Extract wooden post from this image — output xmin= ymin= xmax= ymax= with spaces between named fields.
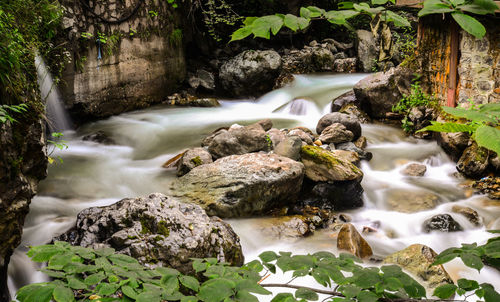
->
xmin=447 ymin=20 xmax=459 ymax=107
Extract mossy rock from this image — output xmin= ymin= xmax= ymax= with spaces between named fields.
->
xmin=300 ymin=145 xmax=363 ymax=182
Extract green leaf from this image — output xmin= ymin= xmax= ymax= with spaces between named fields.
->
xmin=418 ymin=0 xmax=455 ymax=17
xmin=236 ymin=280 xmax=272 ymax=295
xmin=136 ymin=291 xmax=162 ymax=302
xmin=230 ymin=27 xmax=252 ymax=42
xmin=481 ymin=283 xmax=500 ymax=302
xmin=95 ymin=247 xmax=115 ymax=257
xmin=300 ymin=7 xmax=312 ymax=19
xmin=108 ymin=253 xmax=139 ymax=266
xmin=457 ymin=278 xmax=479 ymax=291
xmin=460 ymin=0 xmax=499 ymax=15
xmin=244 ymin=260 xmax=264 ymax=272
xmin=372 ymin=0 xmax=389 ymax=5
xmin=479 ymin=103 xmax=500 ymax=113
xmin=121 ymin=285 xmax=138 ymax=300
xmin=67 ymin=276 xmax=87 ymax=290
xmin=84 ymin=272 xmax=106 ymax=285
xmin=460 ymin=253 xmax=484 ymax=271
xmin=417 ymin=121 xmax=477 ymax=133
xmin=451 ymin=12 xmax=486 ymax=38
xmin=433 ymin=284 xmax=457 ymax=299
xmin=28 ymin=245 xmax=64 ymax=262
xmin=16 ymin=284 xmax=53 ymax=302
xmin=96 ymin=283 xmax=119 ymax=296
xmin=283 ymin=14 xmax=299 ymax=31
xmin=474 ymin=125 xmax=500 ymax=155
xmin=53 ymin=286 xmax=74 ymax=302
xmin=306 ymin=6 xmax=325 ymax=17
xmin=192 ymin=259 xmax=209 ymax=273
xmin=311 ymin=268 xmax=331 ymax=287
xmin=295 ymin=288 xmax=319 ymax=301
xmin=156 ymin=267 xmax=180 ymax=276
xmin=382 ymin=277 xmax=403 ymax=291
xmin=161 ymin=275 xmax=180 ymax=294
xmin=353 ymin=269 xmax=381 ymax=288
xmin=485 ymin=240 xmax=500 ymax=258
xmin=198 ymin=279 xmax=235 ymax=302
xmin=180 ymin=275 xmax=200 ymax=292
xmin=381 ymin=11 xmax=411 ymax=27
xmin=259 ymin=251 xmax=278 ymax=263
xmin=23 ymin=284 xmax=55 ymax=302
xmin=235 ymin=291 xmax=258 ymax=302
xmin=40 ymin=268 xmax=65 ymax=278
xmin=244 ymin=17 xmax=258 ymax=26
xmin=340 ymin=284 xmax=361 ymax=299
xmin=271 ymin=293 xmax=296 ymax=302
xmin=357 ymin=291 xmax=379 ymax=302
xmin=181 ymin=296 xmax=198 ymax=302
xmin=297 ymin=17 xmax=310 ymax=30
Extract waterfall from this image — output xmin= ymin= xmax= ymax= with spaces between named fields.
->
xmin=35 ymin=55 xmax=72 ymax=132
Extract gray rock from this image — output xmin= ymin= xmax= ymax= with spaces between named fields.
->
xmin=435 ymin=131 xmax=470 ymax=162
xmin=401 ymin=163 xmax=427 ymax=177
xmin=274 ymin=136 xmax=302 ymax=161
xmin=169 ymin=153 xmax=305 ymax=218
xmin=333 ymin=58 xmax=357 ymax=73
xmin=339 ymin=104 xmax=371 ymax=124
xmin=310 ymin=48 xmax=336 ymax=71
xmin=316 ymin=112 xmax=362 ymax=140
xmin=266 ymin=128 xmax=287 ymax=148
xmin=311 ymin=180 xmax=364 ymax=210
xmin=457 ymin=142 xmax=489 ymax=178
xmin=208 ymin=123 xmax=269 ymax=159
xmin=423 ymin=214 xmax=463 ymax=233
xmin=451 ymin=205 xmax=481 ymax=226
xmin=167 ymin=93 xmax=220 ymax=107
xmin=188 ymin=69 xmax=216 ymax=91
xmin=56 ymin=193 xmax=243 ymax=274
xmin=319 ymin=123 xmax=354 ymax=144
xmin=300 ymin=145 xmax=363 ymax=182
xmin=331 ymin=90 xmax=358 ymax=112
xmin=177 ymin=148 xmax=213 ymax=176
xmin=356 ymin=30 xmax=378 ymax=72
xmin=336 ymin=142 xmax=373 ymax=161
xmin=386 ymin=189 xmax=440 ymax=213
xmin=353 ymin=66 xmax=413 ymax=119
xmin=288 ymin=129 xmax=314 ymax=145
xmin=257 ymin=119 xmax=273 ymax=131
xmin=219 ymin=50 xmax=282 ymax=97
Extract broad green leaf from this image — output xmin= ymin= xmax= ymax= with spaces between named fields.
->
xmin=136 ymin=291 xmax=162 ymax=302
xmin=311 ymin=268 xmax=331 ymax=287
xmin=235 ymin=291 xmax=258 ymax=302
xmin=433 ymin=283 xmax=457 ymax=299
xmin=181 ymin=296 xmax=198 ymax=302
xmin=161 ymin=275 xmax=180 ymax=294
xmin=70 ymin=246 xmax=95 ymax=260
xmin=300 ymin=7 xmax=312 ymax=19
xmin=40 ymin=268 xmax=65 ymax=278
xmin=372 ymin=0 xmax=389 ymax=4
xmin=236 ymin=280 xmax=272 ymax=295
xmin=338 ymin=2 xmax=355 ymax=9
xmin=271 ymin=293 xmax=296 ymax=302
xmin=23 ymin=284 xmax=55 ymax=302
xmin=306 ymin=6 xmax=325 ymax=17
xmin=94 ymin=247 xmax=115 ymax=257
xmin=198 ymin=278 xmax=234 ymax=302
xmin=353 ymin=269 xmax=381 ymax=288
xmin=180 ymin=275 xmax=200 ymax=292
xmin=244 ymin=17 xmax=258 ymax=26
xmin=251 ymin=18 xmax=272 ymax=39
xmin=479 ymin=103 xmax=500 ymax=113
xmin=84 ymin=272 xmax=106 ymax=285
xmin=108 ymin=253 xmax=139 ymax=266
xmin=458 ymin=278 xmax=480 ymax=290
xmin=295 ymin=288 xmax=319 ymax=301
xmin=96 ymin=283 xmax=119 ymax=296
xmin=192 ymin=259 xmax=209 ymax=273
xmin=418 ymin=0 xmax=455 ymax=17
xmin=382 ymin=277 xmax=403 ymax=291
xmin=357 ymin=291 xmax=379 ymax=302
xmin=121 ymin=285 xmax=138 ymax=300
xmin=460 ymin=0 xmax=499 ymax=15
xmin=404 ymin=281 xmax=427 ymax=298
xmin=263 ymin=15 xmax=284 ymax=35
xmin=16 ymin=284 xmax=51 ymax=302
xmin=156 ymin=267 xmax=180 ymax=276
xmin=443 ymin=106 xmax=496 ymax=123
xmin=27 ymin=245 xmax=64 ymax=262
xmin=460 ymin=253 xmax=484 ymax=271
xmin=230 ymin=27 xmax=252 ymax=42
xmin=381 ymin=11 xmax=411 ymax=27
xmin=485 ymin=240 xmax=500 ymax=258
xmin=297 ymin=17 xmax=310 ymax=30
xmin=67 ymin=276 xmax=87 ymax=290
xmin=474 ymin=125 xmax=500 ymax=155
xmin=259 ymin=251 xmax=278 ymax=263
xmin=340 ymin=284 xmax=361 ymax=299
xmin=451 ymin=12 xmax=486 ymax=38
xmin=481 ymin=283 xmax=500 ymax=302
xmin=417 ymin=121 xmax=477 ymax=133
xmin=53 ymin=286 xmax=75 ymax=302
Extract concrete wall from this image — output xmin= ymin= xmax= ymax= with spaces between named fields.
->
xmin=417 ymin=16 xmax=499 ymax=107
xmin=59 ymin=0 xmax=186 ymax=121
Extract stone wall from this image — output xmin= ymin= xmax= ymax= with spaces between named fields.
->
xmin=418 ymin=16 xmax=499 ymax=106
xmin=59 ymin=0 xmax=186 ymax=121
xmin=0 ymin=118 xmax=47 ymax=301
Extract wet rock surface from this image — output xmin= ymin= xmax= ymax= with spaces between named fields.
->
xmin=422 ymin=214 xmax=463 ymax=233
xmin=207 ymin=122 xmax=269 ymax=159
xmin=384 ymin=244 xmax=453 ymax=289
xmin=386 ymin=189 xmax=440 ymax=213
xmin=401 ymin=163 xmax=427 ymax=177
xmin=337 ymin=223 xmax=373 ymax=258
xmin=331 ymin=90 xmax=358 ymax=112
xmin=219 ymin=50 xmax=282 ymax=97
xmin=176 ymin=147 xmax=213 ymax=176
xmin=300 ymin=145 xmax=363 ymax=182
xmin=316 ymin=112 xmax=362 ymax=140
xmin=435 ymin=131 xmax=470 ymax=162
xmin=56 ymin=193 xmax=243 ymax=274
xmin=166 ymin=92 xmax=220 ymax=107
xmin=457 ymin=142 xmax=489 ymax=178
xmin=335 ymin=142 xmax=372 ymax=161
xmin=274 ymin=136 xmax=302 ymax=161
xmin=318 ymin=123 xmax=354 ymax=144
xmin=308 ymin=180 xmax=364 ymax=210
xmin=472 ymin=176 xmax=500 ymax=199
xmin=451 ymin=205 xmax=481 ymax=226
xmin=82 ymin=130 xmax=115 ymax=145
xmin=169 ymin=153 xmax=304 ymax=218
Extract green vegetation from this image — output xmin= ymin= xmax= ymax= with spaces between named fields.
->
xmin=0 ymin=103 xmax=28 ymax=124
xmin=16 ymin=233 xmax=500 ymax=302
xmin=230 ymin=1 xmax=410 ymax=42
xmin=418 ymin=103 xmax=500 ymax=155
xmin=392 ymin=81 xmax=437 ymax=133
xmin=419 ymin=0 xmax=498 ymax=38
xmin=47 ymin=132 xmax=68 ymax=164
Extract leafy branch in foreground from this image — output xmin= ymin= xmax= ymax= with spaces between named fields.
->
xmin=0 ymin=103 xmax=28 ymax=124
xmin=419 ymin=0 xmax=498 ymax=38
xmin=230 ymin=0 xmax=410 ymax=42
xmin=417 ymin=103 xmax=500 ymax=155
xmin=47 ymin=132 xmax=68 ymax=164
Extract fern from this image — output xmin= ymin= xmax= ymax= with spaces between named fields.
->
xmin=0 ymin=103 xmax=28 ymax=124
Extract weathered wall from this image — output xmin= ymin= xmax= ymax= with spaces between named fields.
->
xmin=59 ymin=0 xmax=186 ymax=121
xmin=0 ymin=117 xmax=47 ymax=301
xmin=418 ymin=16 xmax=499 ymax=106
xmin=457 ymin=19 xmax=500 ymax=106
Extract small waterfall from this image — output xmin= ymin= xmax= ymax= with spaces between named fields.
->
xmin=35 ymin=55 xmax=72 ymax=132
xmin=275 ymin=97 xmax=321 ymax=116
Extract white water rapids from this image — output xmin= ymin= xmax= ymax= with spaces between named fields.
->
xmin=8 ymin=74 xmax=500 ymax=299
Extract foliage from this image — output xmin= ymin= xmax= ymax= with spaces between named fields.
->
xmin=0 ymin=103 xmax=28 ymax=124
xmin=418 ymin=103 xmax=500 ymax=155
xmin=230 ymin=1 xmax=411 ymax=42
xmin=418 ymin=0 xmax=498 ymax=38
xmin=432 ymin=231 xmax=500 ymax=302
xmin=392 ymin=81 xmax=437 ymax=133
xmin=194 ymin=0 xmax=243 ymax=42
xmin=47 ymin=132 xmax=68 ymax=164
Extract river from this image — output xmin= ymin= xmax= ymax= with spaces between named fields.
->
xmin=8 ymin=73 xmax=500 ymax=299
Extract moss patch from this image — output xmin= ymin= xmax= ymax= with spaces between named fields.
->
xmin=190 ymin=156 xmax=202 ymax=167
xmin=300 ymin=145 xmax=341 ymax=168
xmin=157 ymin=220 xmax=170 ymax=237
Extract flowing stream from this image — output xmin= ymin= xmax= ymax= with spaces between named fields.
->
xmin=8 ymin=74 xmax=500 ymax=298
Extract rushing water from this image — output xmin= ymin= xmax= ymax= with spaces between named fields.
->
xmin=8 ymin=74 xmax=500 ymax=298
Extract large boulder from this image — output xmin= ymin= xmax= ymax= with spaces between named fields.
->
xmin=353 ymin=66 xmax=413 ymax=119
xmin=435 ymin=131 xmax=470 ymax=162
xmin=56 ymin=193 xmax=243 ymax=274
xmin=423 ymin=214 xmax=463 ymax=233
xmin=457 ymin=142 xmax=489 ymax=178
xmin=384 ymin=244 xmax=453 ymax=289
xmin=219 ymin=50 xmax=282 ymax=97
xmin=356 ymin=30 xmax=378 ymax=72
xmin=177 ymin=148 xmax=213 ymax=176
xmin=300 ymin=146 xmax=363 ymax=182
xmin=207 ymin=123 xmax=269 ymax=159
xmin=310 ymin=180 xmax=364 ymax=210
xmin=169 ymin=153 xmax=304 ymax=218
xmin=316 ymin=112 xmax=362 ymax=140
